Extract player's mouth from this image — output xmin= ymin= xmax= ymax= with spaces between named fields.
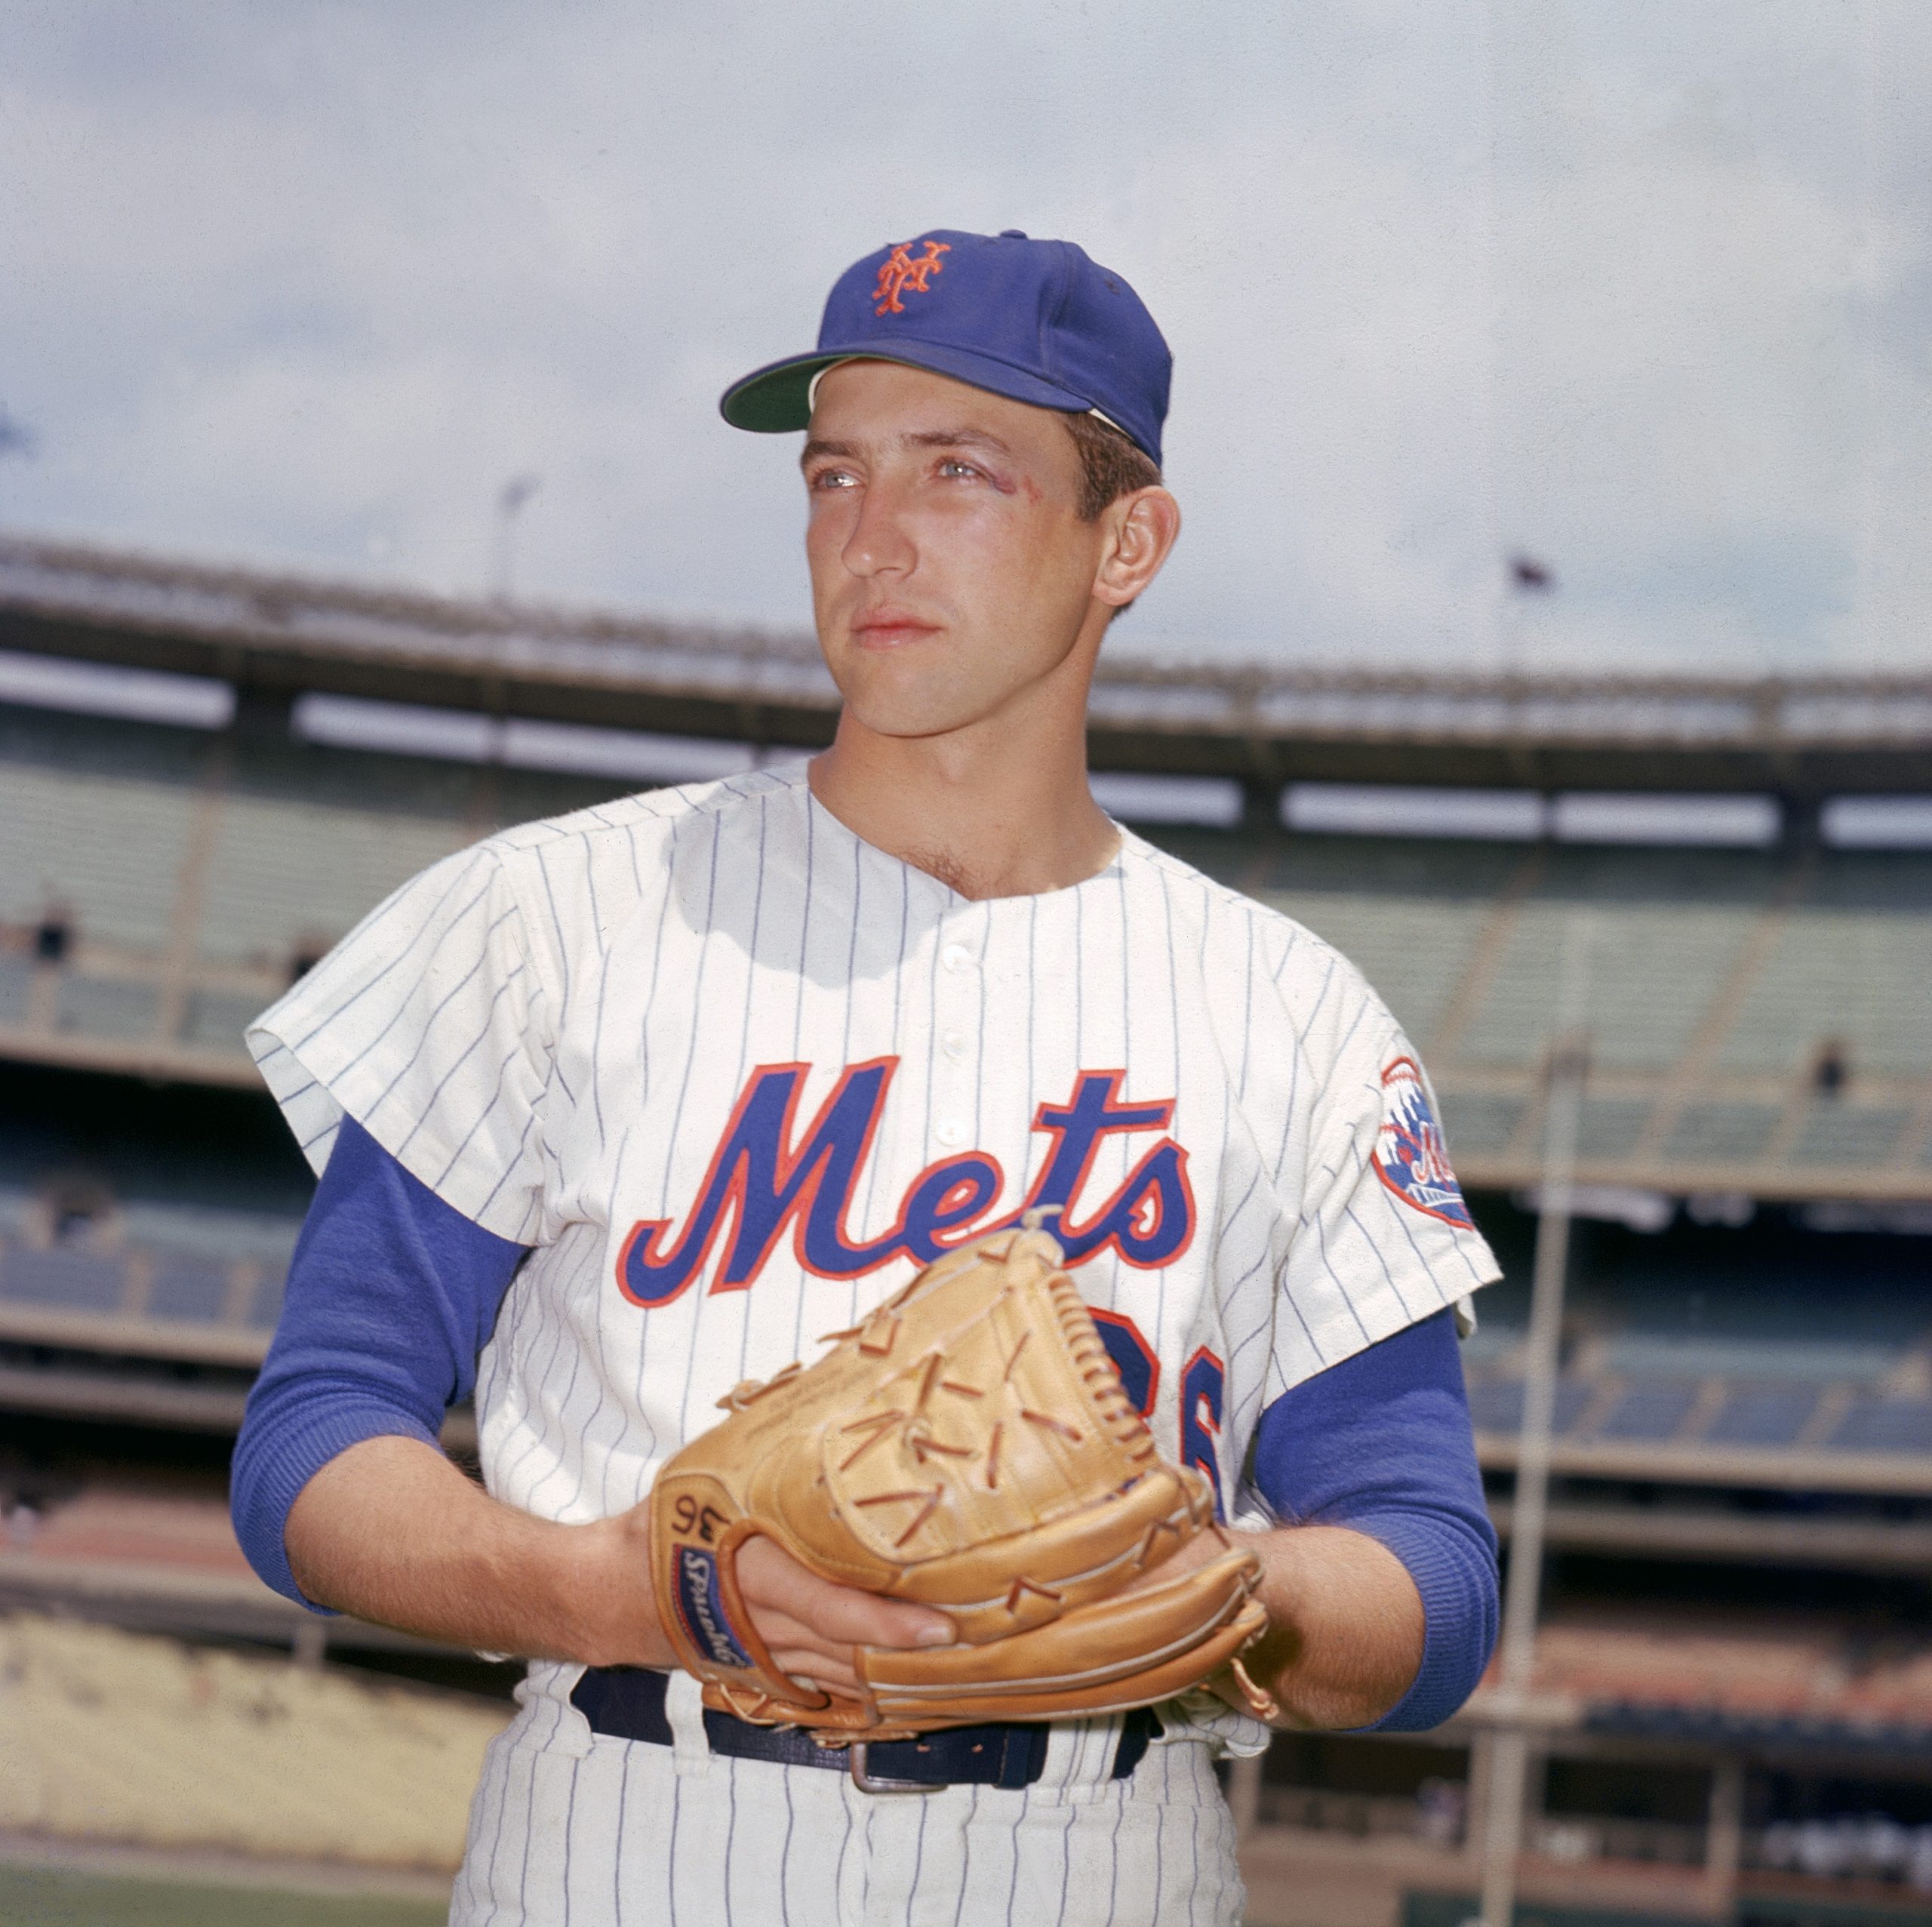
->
xmin=851 ymin=606 xmax=942 ymax=650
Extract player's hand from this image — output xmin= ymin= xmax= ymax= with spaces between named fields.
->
xmin=734 ymin=1533 xmax=954 ymax=1693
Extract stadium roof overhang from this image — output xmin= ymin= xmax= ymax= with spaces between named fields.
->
xmin=5 ymin=536 xmax=1930 ymax=796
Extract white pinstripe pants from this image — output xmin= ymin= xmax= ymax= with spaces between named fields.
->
xmin=450 ymin=1678 xmax=1244 ymax=1927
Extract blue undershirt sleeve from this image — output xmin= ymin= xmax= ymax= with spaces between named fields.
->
xmin=229 ymin=1116 xmax=530 ymax=1610
xmin=1251 ymin=1307 xmax=1500 ymax=1732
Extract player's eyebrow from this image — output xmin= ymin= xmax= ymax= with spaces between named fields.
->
xmin=800 ymin=437 xmax=859 ymax=466
xmin=903 ymin=428 xmax=1014 ymax=456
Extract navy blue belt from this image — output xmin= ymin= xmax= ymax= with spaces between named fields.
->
xmin=571 ymin=1667 xmax=1161 ymax=1793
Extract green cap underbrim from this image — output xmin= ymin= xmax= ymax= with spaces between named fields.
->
xmin=719 ymin=343 xmax=1103 ymax=439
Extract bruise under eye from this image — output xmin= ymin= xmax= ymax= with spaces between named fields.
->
xmin=939 ymin=456 xmax=1016 ymax=494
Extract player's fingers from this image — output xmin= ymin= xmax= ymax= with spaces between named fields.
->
xmin=819 ymin=1584 xmax=955 ymax=1651
xmin=778 ymin=1570 xmax=954 ymax=1650
xmin=766 ymin=1644 xmax=861 ymax=1692
xmin=738 ymin=1534 xmax=953 ymax=1650
xmin=749 ymin=1605 xmax=854 ymax=1667
xmin=748 ymin=1601 xmax=866 ymax=1689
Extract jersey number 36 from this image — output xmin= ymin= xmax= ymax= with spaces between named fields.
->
xmin=1090 ymin=1310 xmax=1226 ymax=1521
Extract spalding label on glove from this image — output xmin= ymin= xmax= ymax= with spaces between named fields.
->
xmin=673 ymin=1545 xmax=754 ymax=1671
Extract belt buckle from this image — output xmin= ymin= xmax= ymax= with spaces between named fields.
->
xmin=848 ymin=1741 xmax=945 ymax=1795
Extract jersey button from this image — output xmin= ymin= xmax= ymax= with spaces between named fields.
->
xmin=940 ymin=943 xmax=974 ymax=974
xmin=941 ymin=1029 xmax=967 ymax=1058
xmin=936 ymin=1119 xmax=968 ymax=1149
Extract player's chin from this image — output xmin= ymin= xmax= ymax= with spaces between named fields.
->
xmin=829 ymin=678 xmax=1002 ymax=743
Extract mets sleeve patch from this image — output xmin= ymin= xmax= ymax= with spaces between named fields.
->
xmin=1371 ymin=1057 xmax=1475 ymax=1229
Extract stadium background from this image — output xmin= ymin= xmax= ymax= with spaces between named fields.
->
xmin=1 ymin=534 xmax=1929 ymax=1925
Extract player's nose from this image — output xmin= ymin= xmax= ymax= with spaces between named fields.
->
xmin=839 ymin=479 xmax=916 ymax=579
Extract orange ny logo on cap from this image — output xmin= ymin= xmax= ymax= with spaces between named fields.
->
xmin=872 ymin=239 xmax=950 ymax=316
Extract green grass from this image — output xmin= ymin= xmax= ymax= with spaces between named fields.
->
xmin=0 ymin=1864 xmax=449 ymax=1926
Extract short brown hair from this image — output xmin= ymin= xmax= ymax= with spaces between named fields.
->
xmin=1062 ymin=410 xmax=1163 ymax=521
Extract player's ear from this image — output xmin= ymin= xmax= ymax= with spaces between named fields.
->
xmin=1093 ymin=487 xmax=1180 ymax=613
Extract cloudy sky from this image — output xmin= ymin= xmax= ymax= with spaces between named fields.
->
xmin=2 ymin=1 xmax=1925 ymax=673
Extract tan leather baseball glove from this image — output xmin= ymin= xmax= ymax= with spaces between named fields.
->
xmin=648 ymin=1220 xmax=1273 ymax=1742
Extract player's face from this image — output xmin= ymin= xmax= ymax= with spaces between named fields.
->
xmin=801 ymin=362 xmax=1115 ymax=739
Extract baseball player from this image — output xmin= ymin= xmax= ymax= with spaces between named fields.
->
xmin=233 ymin=229 xmax=1501 ymax=1925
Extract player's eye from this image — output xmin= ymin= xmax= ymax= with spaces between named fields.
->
xmin=937 ymin=457 xmax=983 ymax=481
xmin=808 ymin=466 xmax=859 ymax=492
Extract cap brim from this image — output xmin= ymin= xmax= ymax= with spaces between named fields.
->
xmin=720 ymin=340 xmax=1097 ymax=434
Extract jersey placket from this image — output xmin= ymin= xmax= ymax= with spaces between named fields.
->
xmin=928 ymin=910 xmax=986 ymax=1175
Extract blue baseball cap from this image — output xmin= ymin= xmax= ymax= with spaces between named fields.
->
xmin=719 ymin=229 xmax=1171 ymax=467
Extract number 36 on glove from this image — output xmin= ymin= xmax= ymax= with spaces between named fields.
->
xmin=648 ymin=1220 xmax=1275 ymax=1742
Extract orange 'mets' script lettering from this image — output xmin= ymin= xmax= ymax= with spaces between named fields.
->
xmin=872 ymin=240 xmax=951 ymax=316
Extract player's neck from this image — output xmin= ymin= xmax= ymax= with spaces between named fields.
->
xmin=808 ymin=714 xmax=1118 ymax=903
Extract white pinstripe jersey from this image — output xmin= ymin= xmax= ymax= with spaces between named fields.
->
xmin=250 ymin=759 xmax=1498 ymax=1925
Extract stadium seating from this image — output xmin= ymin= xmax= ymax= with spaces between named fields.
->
xmin=1457 ymin=901 xmax=1766 ymax=1073
xmin=1574 ymin=1097 xmax=1652 ymax=1159
xmin=146 ymin=1254 xmax=242 ymax=1324
xmin=0 ymin=1064 xmax=306 ymax=1361
xmin=0 ymin=957 xmax=31 ymax=1027
xmin=1435 ymin=1091 xmax=1524 ymax=1158
xmin=1790 ymin=1101 xmax=1912 ymax=1165
xmin=1465 ymin=1378 xmax=1596 ymax=1437
xmin=0 ymin=759 xmax=198 ymax=954
xmin=0 ymin=1205 xmax=294 ymax=1352
xmin=1449 ymin=848 xmax=1781 ymax=1072
xmin=55 ymin=974 xmax=159 ymax=1039
xmin=196 ymin=790 xmax=469 ymax=969
xmin=2 ymin=1244 xmax=132 ymax=1315
xmin=182 ymin=987 xmax=272 ymax=1055
xmin=1703 ymin=1385 xmax=1823 ymax=1448
xmin=1456 ymin=1216 xmax=1932 ymax=1477
xmin=114 ymin=1199 xmax=302 ymax=1270
xmin=1660 ymin=1100 xmax=1780 ymax=1165
xmin=1718 ymin=854 xmax=1932 ymax=1080
xmin=1461 ymin=1365 xmax=1932 ymax=1463
xmin=1601 ymin=1332 xmax=1907 ymax=1383
xmin=1590 ymin=1380 xmax=1700 ymax=1442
